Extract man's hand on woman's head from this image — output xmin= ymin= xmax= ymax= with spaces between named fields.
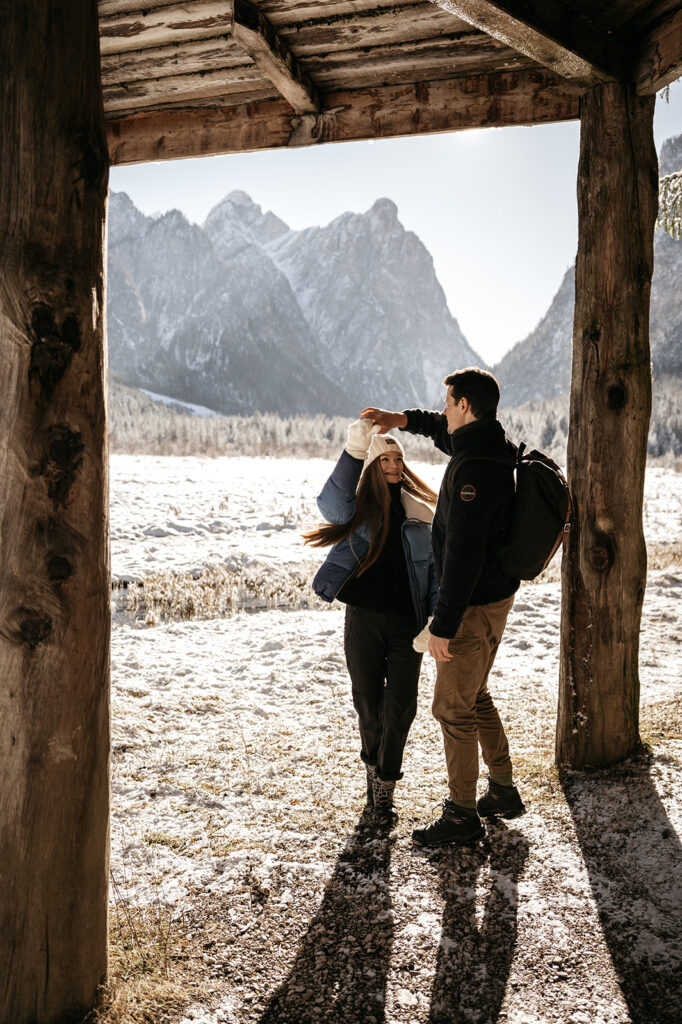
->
xmin=360 ymin=407 xmax=408 ymax=432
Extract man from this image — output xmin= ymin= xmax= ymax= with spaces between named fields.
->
xmin=361 ymin=367 xmax=525 ymax=847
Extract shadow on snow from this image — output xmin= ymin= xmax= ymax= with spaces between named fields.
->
xmin=562 ymin=754 xmax=682 ymax=1024
xmin=258 ymin=815 xmax=529 ymax=1024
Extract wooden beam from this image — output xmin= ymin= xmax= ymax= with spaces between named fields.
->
xmin=232 ymin=0 xmax=320 ymax=112
xmin=556 ymin=83 xmax=658 ymax=770
xmin=0 ymin=1 xmax=110 ymax=1021
xmin=635 ymin=6 xmax=682 ymax=94
xmin=428 ymin=1 xmax=628 ymax=84
xmin=99 ymin=0 xmax=233 ymax=56
xmin=103 ymin=64 xmax=269 ymax=114
xmin=107 ymin=68 xmax=581 ymax=165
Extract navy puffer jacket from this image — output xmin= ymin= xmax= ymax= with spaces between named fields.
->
xmin=311 ymin=450 xmax=438 ymax=630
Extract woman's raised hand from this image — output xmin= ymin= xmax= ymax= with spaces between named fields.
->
xmin=360 ymin=407 xmax=408 ymax=432
xmin=345 ymin=418 xmax=380 ymax=461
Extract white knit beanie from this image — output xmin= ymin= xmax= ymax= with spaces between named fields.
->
xmin=366 ymin=432 xmax=405 ymax=465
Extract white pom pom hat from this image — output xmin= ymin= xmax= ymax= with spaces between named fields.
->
xmin=366 ymin=432 xmax=405 ymax=466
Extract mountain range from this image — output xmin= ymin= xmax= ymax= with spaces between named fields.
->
xmin=107 ymin=134 xmax=681 ymax=415
xmin=108 ymin=189 xmax=478 ymax=416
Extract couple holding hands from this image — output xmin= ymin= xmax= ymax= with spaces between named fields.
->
xmin=304 ymin=367 xmax=525 ymax=847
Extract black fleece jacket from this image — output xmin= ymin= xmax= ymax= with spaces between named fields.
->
xmin=401 ymin=410 xmax=520 ymax=638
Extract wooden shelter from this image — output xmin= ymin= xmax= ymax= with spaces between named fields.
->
xmin=1 ymin=1 xmax=681 ymax=1021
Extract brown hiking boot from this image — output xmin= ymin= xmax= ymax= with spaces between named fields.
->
xmin=477 ymin=779 xmax=526 ymax=819
xmin=372 ymin=775 xmax=397 ymax=825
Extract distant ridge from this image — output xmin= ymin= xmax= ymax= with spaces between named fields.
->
xmin=494 ymin=133 xmax=682 ymax=407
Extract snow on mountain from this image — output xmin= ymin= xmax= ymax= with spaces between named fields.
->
xmin=108 ymin=190 xmax=483 ymax=416
xmin=266 ymin=197 xmax=481 ymax=409
xmin=204 ymin=190 xmax=290 ymax=257
xmin=495 ymin=134 xmax=682 ymax=406
xmin=108 ymin=192 xmax=346 ymax=416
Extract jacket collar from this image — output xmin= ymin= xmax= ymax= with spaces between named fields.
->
xmin=449 ymin=417 xmax=511 ymax=457
xmin=401 ymin=488 xmax=434 ymax=524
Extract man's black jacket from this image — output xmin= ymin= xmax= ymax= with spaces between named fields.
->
xmin=401 ymin=410 xmax=519 ymax=638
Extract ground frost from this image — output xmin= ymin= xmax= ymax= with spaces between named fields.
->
xmin=108 ymin=456 xmax=682 ymax=1024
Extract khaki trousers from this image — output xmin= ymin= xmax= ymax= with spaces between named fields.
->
xmin=432 ymin=595 xmax=515 ymax=803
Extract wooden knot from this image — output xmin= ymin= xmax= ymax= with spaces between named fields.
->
xmin=30 ymin=306 xmax=82 ymax=398
xmin=588 ymin=530 xmax=615 ymax=572
xmin=18 ymin=611 xmax=52 ymax=649
xmin=585 ymin=321 xmax=601 ymax=344
xmin=606 ymin=382 xmax=627 ymax=410
xmin=42 ymin=426 xmax=85 ymax=505
xmin=48 ymin=555 xmax=73 ymax=582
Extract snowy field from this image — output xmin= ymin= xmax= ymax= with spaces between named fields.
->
xmin=109 ymin=456 xmax=682 ymax=1024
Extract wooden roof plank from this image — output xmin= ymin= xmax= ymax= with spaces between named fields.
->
xmin=261 ymin=1 xmax=433 ymax=25
xmin=634 ymin=5 xmax=682 ymax=94
xmin=100 ymin=36 xmax=248 ymax=86
xmin=303 ymin=33 xmax=534 ymax=86
xmin=106 ymin=68 xmax=581 ymax=165
xmin=426 ymin=1 xmax=629 ymax=83
xmin=99 ymin=0 xmax=233 ymax=56
xmin=232 ymin=0 xmax=320 ymax=111
xmin=103 ymin=63 xmax=268 ymax=113
xmin=277 ymin=4 xmax=467 ymax=55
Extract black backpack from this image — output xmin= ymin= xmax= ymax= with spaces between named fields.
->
xmin=451 ymin=442 xmax=571 ymax=580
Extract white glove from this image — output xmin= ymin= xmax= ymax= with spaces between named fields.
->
xmin=413 ymin=617 xmax=433 ymax=653
xmin=345 ymin=419 xmax=380 ymax=461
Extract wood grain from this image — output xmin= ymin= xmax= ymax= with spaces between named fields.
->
xmin=106 ymin=68 xmax=581 ymax=164
xmin=0 ymin=1 xmax=110 ymax=1020
xmin=556 ymin=82 xmax=658 ymax=770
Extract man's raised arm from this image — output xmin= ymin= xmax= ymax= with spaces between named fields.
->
xmin=362 ymin=406 xmax=452 ymax=457
xmin=360 ymin=407 xmax=407 ymax=432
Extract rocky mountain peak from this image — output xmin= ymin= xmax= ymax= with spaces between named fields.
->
xmin=204 ymin=190 xmax=290 ymax=258
xmin=368 ymin=197 xmax=399 ymax=225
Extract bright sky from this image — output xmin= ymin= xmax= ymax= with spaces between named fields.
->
xmin=111 ymin=81 xmax=682 ymax=366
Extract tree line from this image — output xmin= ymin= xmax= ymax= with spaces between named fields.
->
xmin=109 ymin=376 xmax=682 ymax=465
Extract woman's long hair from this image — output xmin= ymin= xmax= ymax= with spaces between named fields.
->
xmin=303 ymin=459 xmax=438 ymax=576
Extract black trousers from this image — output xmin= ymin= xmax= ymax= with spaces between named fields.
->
xmin=343 ymin=605 xmax=423 ymax=781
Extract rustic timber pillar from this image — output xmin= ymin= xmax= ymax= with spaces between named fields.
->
xmin=0 ymin=3 xmax=110 ymax=1022
xmin=556 ymin=82 xmax=658 ymax=769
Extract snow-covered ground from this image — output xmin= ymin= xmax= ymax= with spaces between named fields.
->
xmin=109 ymin=456 xmax=682 ymax=1024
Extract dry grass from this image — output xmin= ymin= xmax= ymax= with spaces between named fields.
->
xmin=116 ymin=564 xmax=324 ymax=626
xmin=88 ymin=879 xmax=197 ymax=1024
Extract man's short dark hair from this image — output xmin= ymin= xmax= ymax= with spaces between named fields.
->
xmin=443 ymin=367 xmax=500 ymax=420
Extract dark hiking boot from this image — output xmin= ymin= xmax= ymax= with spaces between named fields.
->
xmin=477 ymin=779 xmax=526 ymax=819
xmin=412 ymin=800 xmax=485 ymax=848
xmin=372 ymin=775 xmax=397 ymax=825
xmin=365 ymin=764 xmax=376 ymax=807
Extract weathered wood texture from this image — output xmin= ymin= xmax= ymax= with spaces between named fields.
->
xmin=107 ymin=68 xmax=581 ymax=164
xmin=635 ymin=4 xmax=682 ymax=93
xmin=233 ymin=0 xmax=320 ymax=111
xmin=100 ymin=36 xmax=249 ymax=86
xmin=556 ymin=83 xmax=658 ymax=770
xmin=98 ymin=0 xmax=233 ymax=55
xmin=428 ymin=0 xmax=627 ymax=82
xmin=0 ymin=2 xmax=110 ymax=1022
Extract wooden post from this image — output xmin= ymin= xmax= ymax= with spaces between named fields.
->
xmin=556 ymin=82 xmax=658 ymax=769
xmin=0 ymin=3 xmax=110 ymax=1022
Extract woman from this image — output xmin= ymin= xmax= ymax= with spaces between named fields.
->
xmin=304 ymin=419 xmax=438 ymax=823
